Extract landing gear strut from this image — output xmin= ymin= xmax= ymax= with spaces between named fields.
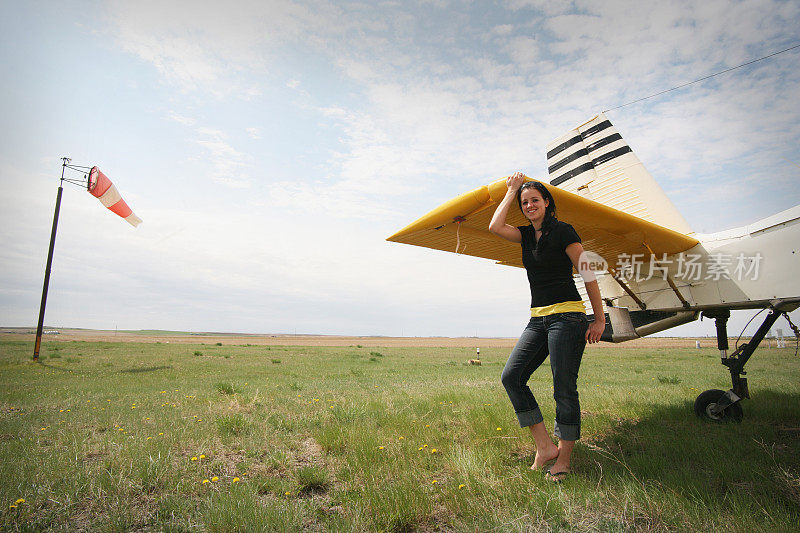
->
xmin=695 ymin=307 xmax=782 ymax=422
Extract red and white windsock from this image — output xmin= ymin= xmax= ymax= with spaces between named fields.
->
xmin=87 ymin=167 xmax=142 ymax=227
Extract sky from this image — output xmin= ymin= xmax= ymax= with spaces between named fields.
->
xmin=1 ymin=0 xmax=799 ymax=339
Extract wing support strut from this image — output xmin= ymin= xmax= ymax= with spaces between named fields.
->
xmin=608 ymin=268 xmax=647 ymax=310
xmin=643 ymin=242 xmax=691 ymax=309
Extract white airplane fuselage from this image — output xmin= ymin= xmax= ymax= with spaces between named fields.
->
xmin=598 ymin=204 xmax=800 ymax=314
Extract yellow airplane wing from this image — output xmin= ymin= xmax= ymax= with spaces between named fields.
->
xmin=387 ymin=177 xmax=699 ymax=269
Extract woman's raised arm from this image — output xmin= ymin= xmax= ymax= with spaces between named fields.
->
xmin=488 ymin=172 xmax=525 ymax=243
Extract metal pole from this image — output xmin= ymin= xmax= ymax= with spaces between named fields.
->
xmin=34 ymin=162 xmax=67 ymax=360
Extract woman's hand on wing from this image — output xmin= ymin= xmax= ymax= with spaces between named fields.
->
xmin=586 ymin=319 xmax=604 ymax=344
xmin=506 ymin=172 xmax=526 ymax=192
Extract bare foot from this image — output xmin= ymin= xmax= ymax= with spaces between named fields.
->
xmin=530 ymin=446 xmax=559 ymax=470
xmin=547 ymin=458 xmax=572 ymax=476
xmin=545 ymin=470 xmax=570 ymax=482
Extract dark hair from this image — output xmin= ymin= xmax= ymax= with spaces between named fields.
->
xmin=517 ymin=181 xmax=557 ymax=257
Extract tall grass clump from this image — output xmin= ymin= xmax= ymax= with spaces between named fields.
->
xmin=215 ymin=382 xmax=238 ymax=395
xmin=294 ymin=465 xmax=329 ymax=493
xmin=216 ymin=414 xmax=251 ymax=437
xmin=203 ymin=488 xmax=301 ymax=532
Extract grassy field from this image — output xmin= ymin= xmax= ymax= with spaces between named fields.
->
xmin=0 ymin=339 xmax=798 ymax=532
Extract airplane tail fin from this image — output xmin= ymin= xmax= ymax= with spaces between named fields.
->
xmin=546 ymin=113 xmax=693 ymax=235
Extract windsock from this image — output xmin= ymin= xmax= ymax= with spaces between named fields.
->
xmin=87 ymin=167 xmax=142 ymax=227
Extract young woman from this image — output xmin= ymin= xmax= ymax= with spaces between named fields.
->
xmin=489 ymin=172 xmax=605 ymax=481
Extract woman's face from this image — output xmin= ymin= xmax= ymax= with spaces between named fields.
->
xmin=520 ymin=187 xmax=549 ymax=226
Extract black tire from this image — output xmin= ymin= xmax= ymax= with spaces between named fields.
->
xmin=694 ymin=389 xmax=743 ymax=423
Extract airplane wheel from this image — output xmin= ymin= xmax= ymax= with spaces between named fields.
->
xmin=694 ymin=389 xmax=743 ymax=423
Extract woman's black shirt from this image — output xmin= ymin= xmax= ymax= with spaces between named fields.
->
xmin=517 ymin=220 xmax=582 ymax=308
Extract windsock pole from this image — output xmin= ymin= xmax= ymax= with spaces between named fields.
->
xmin=33 ymin=159 xmax=67 ymax=361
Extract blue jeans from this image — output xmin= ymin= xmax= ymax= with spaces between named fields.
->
xmin=501 ymin=312 xmax=588 ymax=441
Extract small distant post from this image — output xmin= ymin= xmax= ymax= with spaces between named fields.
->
xmin=468 ymin=347 xmax=481 ymax=366
xmin=695 ymin=340 xmax=701 ymax=349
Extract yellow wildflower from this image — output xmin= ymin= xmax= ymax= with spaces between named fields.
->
xmin=202 ymin=479 xmax=209 ymax=484
xmin=191 ymin=457 xmax=198 ymax=461
xmin=211 ymin=476 xmax=219 ymax=482
xmin=15 ymin=499 xmax=24 ymax=504
xmin=431 ymin=480 xmax=438 ymax=484
xmin=378 ymin=446 xmax=385 ymax=450
xmin=431 ymin=448 xmax=438 ymax=454
xmin=458 ymin=484 xmax=465 ymax=489
xmin=158 ymin=432 xmax=164 ymax=436
xmin=496 ymin=427 xmax=502 ymax=431
xmin=199 ymin=454 xmax=206 ymax=459
xmin=232 ymin=477 xmax=240 ymax=483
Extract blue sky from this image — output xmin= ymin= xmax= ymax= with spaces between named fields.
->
xmin=1 ymin=0 xmax=799 ymax=338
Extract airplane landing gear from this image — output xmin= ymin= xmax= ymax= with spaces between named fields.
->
xmin=696 ymin=307 xmax=783 ymax=422
xmin=693 ymin=388 xmax=743 ymax=422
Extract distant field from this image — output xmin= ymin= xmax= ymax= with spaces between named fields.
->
xmin=0 ymin=327 xmax=743 ymax=348
xmin=1 ymin=338 xmax=798 ymax=531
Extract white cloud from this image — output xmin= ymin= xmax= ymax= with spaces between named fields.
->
xmin=105 ymin=0 xmax=343 ymax=96
xmin=195 ymin=128 xmax=252 ymax=188
xmin=168 ymin=111 xmax=196 ymax=126
xmin=503 ymin=36 xmax=541 ymax=65
xmin=491 ymin=24 xmax=514 ymax=36
xmin=505 ymin=0 xmax=574 ymax=17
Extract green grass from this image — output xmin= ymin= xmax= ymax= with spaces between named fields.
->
xmin=1 ymin=339 xmax=799 ymax=531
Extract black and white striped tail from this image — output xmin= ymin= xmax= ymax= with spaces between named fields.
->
xmin=545 ymin=113 xmax=693 ymax=235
